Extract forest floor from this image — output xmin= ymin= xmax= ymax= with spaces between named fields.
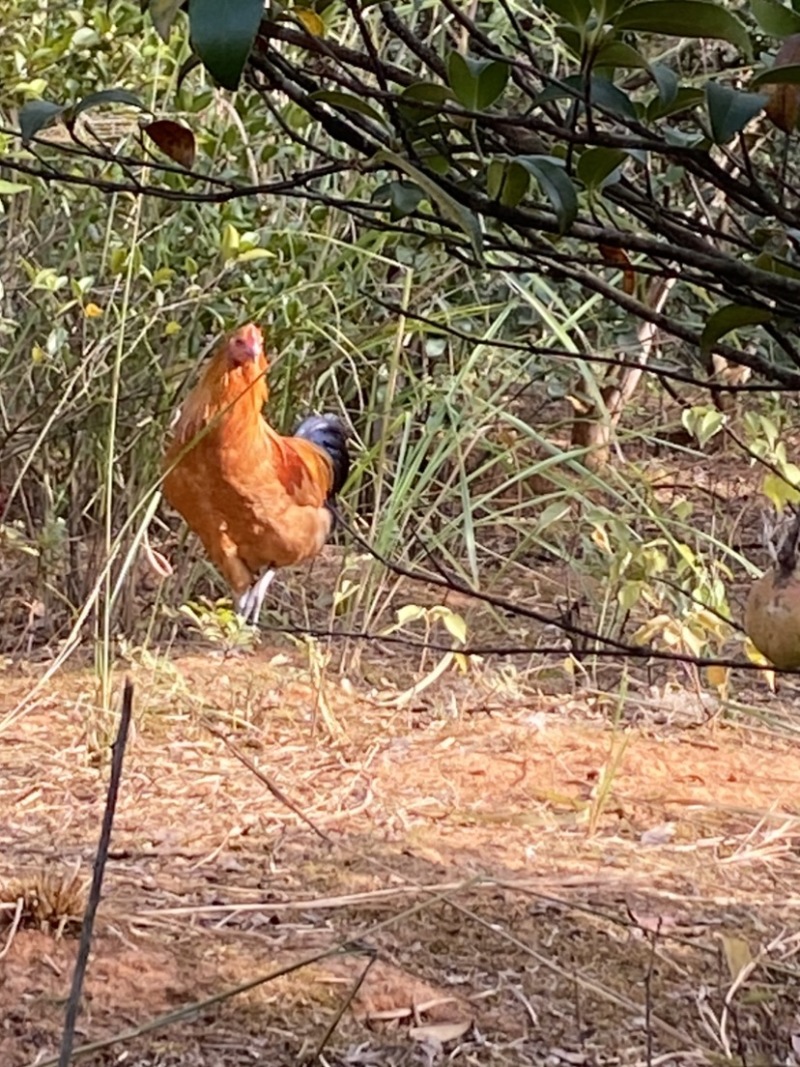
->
xmin=1 ymin=630 xmax=799 ymax=1067
xmin=2 ymin=437 xmax=800 ymax=1066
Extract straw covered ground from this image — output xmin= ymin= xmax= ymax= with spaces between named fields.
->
xmin=1 ymin=639 xmax=800 ymax=1067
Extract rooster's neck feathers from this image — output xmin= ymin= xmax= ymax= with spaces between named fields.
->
xmin=174 ymin=338 xmax=269 ymax=445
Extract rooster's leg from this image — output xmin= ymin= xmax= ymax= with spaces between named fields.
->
xmin=236 ymin=569 xmax=276 ymax=624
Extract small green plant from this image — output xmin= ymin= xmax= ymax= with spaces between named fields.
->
xmin=174 ymin=598 xmax=258 ymax=652
xmin=742 ymin=411 xmax=800 ymax=512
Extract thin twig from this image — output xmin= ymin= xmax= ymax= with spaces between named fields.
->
xmin=201 ymin=717 xmax=334 ymax=845
xmin=307 ymin=949 xmax=378 ymax=1063
xmin=57 ymin=678 xmax=134 ymax=1067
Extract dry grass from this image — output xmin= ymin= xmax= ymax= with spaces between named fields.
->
xmin=1 ymin=640 xmax=800 ymax=1067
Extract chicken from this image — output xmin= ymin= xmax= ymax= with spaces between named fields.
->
xmin=162 ymin=323 xmax=349 ymax=623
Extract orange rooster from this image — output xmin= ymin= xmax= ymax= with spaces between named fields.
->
xmin=162 ymin=323 xmax=349 ymax=623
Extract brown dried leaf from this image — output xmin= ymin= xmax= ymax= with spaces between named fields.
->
xmin=599 ymin=243 xmax=636 ymax=295
xmin=764 ymin=34 xmax=800 ymax=133
xmin=143 ymin=119 xmax=196 ymax=168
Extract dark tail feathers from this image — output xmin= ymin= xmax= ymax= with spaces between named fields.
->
xmin=293 ymin=414 xmax=350 ymax=497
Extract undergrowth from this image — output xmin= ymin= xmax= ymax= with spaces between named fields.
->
xmin=0 ymin=0 xmax=783 ymax=708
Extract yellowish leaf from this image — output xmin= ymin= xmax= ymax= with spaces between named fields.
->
xmin=84 ymin=302 xmax=103 ymax=318
xmin=164 ymin=320 xmax=181 ymax=336
xmin=152 ymin=266 xmax=176 ymax=286
xmin=705 ymin=665 xmax=729 ymax=691
xmin=293 ymin=8 xmax=325 ymax=36
xmin=221 ymin=222 xmax=240 ymax=262
xmin=590 ymin=523 xmax=612 ymax=554
xmin=631 ymin=613 xmax=671 ymax=646
xmin=442 ymin=609 xmax=467 ymax=644
xmin=31 ymin=344 xmax=45 ymax=364
xmin=743 ymin=636 xmax=767 ymax=665
xmin=763 ymin=471 xmax=800 ymax=510
xmin=722 ymin=934 xmax=753 ymax=981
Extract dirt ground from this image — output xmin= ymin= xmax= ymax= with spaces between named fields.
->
xmin=1 ymin=643 xmax=799 ymax=1067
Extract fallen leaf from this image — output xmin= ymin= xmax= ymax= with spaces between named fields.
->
xmin=639 ymin=821 xmax=676 ymax=847
xmin=722 ymin=934 xmax=753 ymax=980
xmin=409 ymin=1020 xmax=472 ymax=1043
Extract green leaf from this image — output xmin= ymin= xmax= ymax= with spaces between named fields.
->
xmin=372 ymin=179 xmax=425 ymax=220
xmin=69 ymin=88 xmax=147 ymax=121
xmin=374 ymin=148 xmax=484 ymax=261
xmin=663 ymin=125 xmax=706 ymax=147
xmin=705 ymin=82 xmax=767 ymax=144
xmin=751 ymin=0 xmax=800 ymax=37
xmin=188 ymin=0 xmax=263 ymax=91
xmin=556 ymin=24 xmax=584 ymax=57
xmin=401 ymin=82 xmax=454 ymax=104
xmin=650 ymin=62 xmax=679 ymax=106
xmin=589 ymin=76 xmax=638 ymax=118
xmin=753 ymin=251 xmax=800 ymax=279
xmin=221 ymin=222 xmax=240 ymax=261
xmin=515 ymin=155 xmax=578 ymax=234
xmin=577 ymin=146 xmax=627 ymax=190
xmin=592 ymin=40 xmax=650 ymax=69
xmin=448 ymin=52 xmax=478 ymax=109
xmin=487 ymin=159 xmax=504 ymax=200
xmin=595 ymin=0 xmax=628 ymax=17
xmin=148 ymin=0 xmax=185 ymax=41
xmin=535 ymin=74 xmax=584 ymax=105
xmin=388 ymin=181 xmax=425 ymax=219
xmin=397 ymin=84 xmax=454 ymax=137
xmin=539 ymin=0 xmax=591 ymax=26
xmin=177 ymin=53 xmax=204 ymax=90
xmin=616 ymin=2 xmax=752 ymax=60
xmin=752 ymin=62 xmax=800 ymax=89
xmin=700 ymin=303 xmax=774 ymax=356
xmin=487 ymin=159 xmax=530 ymax=206
xmin=647 ymin=85 xmax=704 ymax=120
xmin=447 ymin=53 xmax=509 ymax=110
xmin=0 ymin=180 xmax=30 ymax=195
xmin=310 ymin=90 xmax=386 ymax=124
xmin=476 ymin=60 xmax=509 ymax=109
xmin=681 ymin=405 xmax=725 ymax=447
xmin=19 ymin=100 xmax=64 ymax=143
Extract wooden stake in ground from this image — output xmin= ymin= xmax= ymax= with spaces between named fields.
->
xmin=57 ymin=678 xmax=134 ymax=1067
